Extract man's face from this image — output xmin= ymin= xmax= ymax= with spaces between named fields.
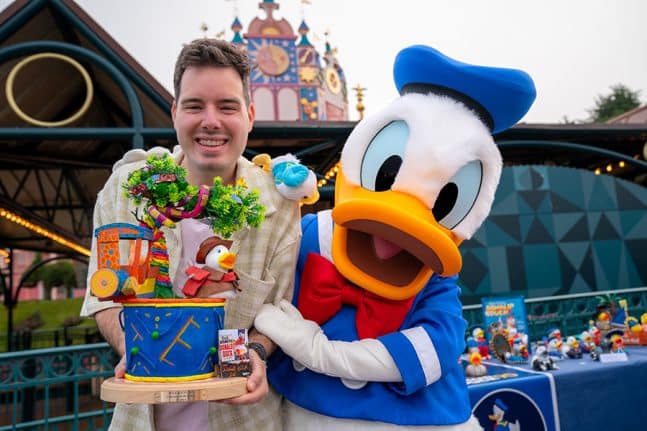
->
xmin=172 ymin=66 xmax=255 ymax=185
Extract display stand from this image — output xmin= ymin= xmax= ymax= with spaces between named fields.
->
xmin=101 ymin=377 xmax=248 ymax=404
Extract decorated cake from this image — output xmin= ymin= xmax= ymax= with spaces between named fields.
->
xmin=90 ymin=153 xmax=265 ymax=382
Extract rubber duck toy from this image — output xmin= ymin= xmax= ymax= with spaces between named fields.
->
xmin=505 ymin=338 xmax=529 ymax=364
xmin=547 ymin=338 xmax=566 ymax=360
xmin=565 ymin=336 xmax=582 ymax=359
xmin=608 ymin=331 xmax=625 ymax=353
xmin=253 ymin=153 xmax=320 ymax=205
xmin=546 ymin=328 xmax=562 ymax=342
xmin=465 ymin=352 xmax=487 ymax=377
xmin=182 ymin=236 xmax=240 ymax=299
xmin=596 ymin=311 xmax=611 ymax=330
xmin=589 ymin=322 xmax=602 ymax=346
xmin=254 ymin=44 xmax=535 ymax=430
xmin=626 ymin=316 xmax=642 ymax=334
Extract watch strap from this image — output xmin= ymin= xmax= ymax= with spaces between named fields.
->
xmin=247 ymin=342 xmax=268 ymax=362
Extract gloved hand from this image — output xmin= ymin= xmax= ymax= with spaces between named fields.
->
xmin=254 ymin=299 xmax=402 ymax=382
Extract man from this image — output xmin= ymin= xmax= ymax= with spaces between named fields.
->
xmin=81 ymin=38 xmax=301 ymax=430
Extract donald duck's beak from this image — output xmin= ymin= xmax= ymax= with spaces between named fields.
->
xmin=332 ymin=170 xmax=462 ymax=301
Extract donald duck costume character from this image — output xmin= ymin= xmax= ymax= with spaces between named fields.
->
xmin=255 ymin=45 xmax=536 ymax=430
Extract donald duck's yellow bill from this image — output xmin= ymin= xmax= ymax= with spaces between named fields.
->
xmin=331 ymin=172 xmax=463 ymax=300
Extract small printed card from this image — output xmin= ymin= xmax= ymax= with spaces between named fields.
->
xmin=599 ymin=352 xmax=628 ymax=363
xmin=217 ymin=328 xmax=251 ymax=378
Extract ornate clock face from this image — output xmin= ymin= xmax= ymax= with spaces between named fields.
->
xmin=325 ymin=67 xmax=342 ymax=95
xmin=257 ymin=44 xmax=290 ymax=76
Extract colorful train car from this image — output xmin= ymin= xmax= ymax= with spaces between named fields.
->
xmin=90 ymin=222 xmax=158 ymax=300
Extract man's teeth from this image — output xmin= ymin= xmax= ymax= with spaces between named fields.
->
xmin=198 ymin=139 xmax=225 ymax=147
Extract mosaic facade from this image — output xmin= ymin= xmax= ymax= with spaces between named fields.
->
xmin=459 ymin=165 xmax=647 ymax=305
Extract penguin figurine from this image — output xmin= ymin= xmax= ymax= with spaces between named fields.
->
xmin=182 ymin=236 xmax=239 ymax=298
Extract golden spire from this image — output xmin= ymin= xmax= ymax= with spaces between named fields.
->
xmin=353 ymin=84 xmax=366 ymax=120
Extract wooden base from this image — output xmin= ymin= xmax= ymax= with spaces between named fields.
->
xmin=101 ymin=376 xmax=248 ymax=404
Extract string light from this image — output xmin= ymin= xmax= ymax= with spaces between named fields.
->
xmin=317 ymin=161 xmax=341 ymax=188
xmin=618 ymin=161 xmax=625 ymax=168
xmin=605 ymin=164 xmax=613 ymax=173
xmin=0 ymin=208 xmax=90 ymax=256
xmin=594 ymin=168 xmax=601 ymax=175
xmin=0 ymin=248 xmax=9 ymax=265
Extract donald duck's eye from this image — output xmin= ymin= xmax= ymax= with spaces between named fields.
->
xmin=360 ymin=121 xmax=408 ymax=191
xmin=432 ymin=160 xmax=483 ymax=229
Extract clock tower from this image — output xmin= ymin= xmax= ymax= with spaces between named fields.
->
xmin=231 ymin=0 xmax=348 ymax=122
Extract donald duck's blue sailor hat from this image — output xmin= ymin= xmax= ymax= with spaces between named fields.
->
xmin=494 ymin=398 xmax=509 ymax=412
xmin=393 ymin=45 xmax=536 ymax=134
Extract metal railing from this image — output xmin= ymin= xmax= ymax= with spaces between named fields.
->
xmin=0 ymin=327 xmax=104 ymax=353
xmin=462 ymin=286 xmax=647 ymax=340
xmin=0 ymin=343 xmax=118 ymax=430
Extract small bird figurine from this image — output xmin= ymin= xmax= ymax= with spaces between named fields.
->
xmin=472 ymin=326 xmax=491 ymax=359
xmin=251 ymin=153 xmax=272 ymax=173
xmin=547 ymin=337 xmax=565 ymax=359
xmin=609 ymin=333 xmax=625 ymax=353
xmin=626 ymin=316 xmax=642 ymax=333
xmin=253 ymin=153 xmax=320 ymax=205
xmin=182 ymin=236 xmax=240 ymax=298
xmin=565 ymin=336 xmax=582 ymax=358
xmin=465 ymin=351 xmax=487 ymax=377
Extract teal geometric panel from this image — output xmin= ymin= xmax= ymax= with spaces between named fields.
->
xmin=459 ymin=166 xmax=647 ymax=305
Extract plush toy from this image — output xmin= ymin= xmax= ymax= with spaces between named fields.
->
xmin=255 ymin=45 xmax=535 ymax=430
xmin=253 ymin=153 xmax=320 ymax=205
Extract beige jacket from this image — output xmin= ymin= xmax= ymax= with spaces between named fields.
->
xmin=81 ymin=146 xmax=301 ymax=430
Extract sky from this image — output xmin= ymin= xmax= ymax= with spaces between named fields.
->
xmin=3 ymin=0 xmax=646 ymax=123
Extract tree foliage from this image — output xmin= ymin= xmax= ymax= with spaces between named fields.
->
xmin=24 ymin=253 xmax=78 ymax=300
xmin=588 ymin=84 xmax=641 ymax=123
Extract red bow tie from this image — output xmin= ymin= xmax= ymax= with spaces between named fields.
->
xmin=297 ymin=253 xmax=414 ymax=339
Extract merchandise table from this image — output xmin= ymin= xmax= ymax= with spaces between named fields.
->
xmin=466 ymin=346 xmax=647 ymax=431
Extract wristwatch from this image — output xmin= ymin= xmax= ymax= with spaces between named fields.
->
xmin=248 ymin=342 xmax=268 ymax=362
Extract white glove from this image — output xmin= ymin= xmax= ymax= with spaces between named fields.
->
xmin=254 ymin=299 xmax=402 ymax=382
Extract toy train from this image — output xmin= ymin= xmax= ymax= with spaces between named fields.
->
xmin=90 ymin=223 xmax=159 ymax=300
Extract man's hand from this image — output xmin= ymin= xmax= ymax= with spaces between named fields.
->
xmin=218 ymin=348 xmax=268 ymax=405
xmin=115 ymin=354 xmax=126 ymax=379
xmin=94 ymin=307 xmax=125 ymax=357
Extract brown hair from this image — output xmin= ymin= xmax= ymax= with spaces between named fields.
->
xmin=173 ymin=38 xmax=251 ymax=104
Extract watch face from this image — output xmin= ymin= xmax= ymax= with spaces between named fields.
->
xmin=325 ymin=67 xmax=342 ymax=95
xmin=257 ymin=44 xmax=290 ymax=76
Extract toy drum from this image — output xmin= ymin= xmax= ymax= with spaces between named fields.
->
xmin=120 ymin=298 xmax=226 ymax=382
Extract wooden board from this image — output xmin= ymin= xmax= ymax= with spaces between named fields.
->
xmin=101 ymin=377 xmax=248 ymax=404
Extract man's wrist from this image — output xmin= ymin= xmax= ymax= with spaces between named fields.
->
xmin=248 ymin=342 xmax=268 ymax=362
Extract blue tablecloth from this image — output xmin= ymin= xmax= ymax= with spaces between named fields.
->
xmin=466 ymin=347 xmax=647 ymax=431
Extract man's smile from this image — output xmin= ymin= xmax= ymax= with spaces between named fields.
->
xmin=196 ymin=137 xmax=227 ymax=147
